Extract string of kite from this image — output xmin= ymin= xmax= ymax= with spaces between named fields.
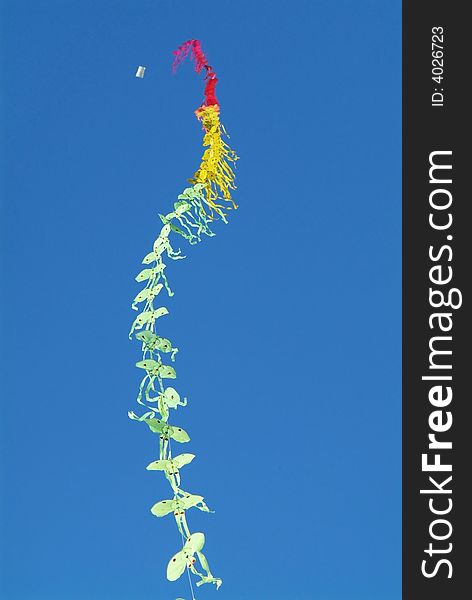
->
xmin=129 ymin=40 xmax=238 ymax=593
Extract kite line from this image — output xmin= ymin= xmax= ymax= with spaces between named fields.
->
xmin=128 ymin=40 xmax=238 ymax=592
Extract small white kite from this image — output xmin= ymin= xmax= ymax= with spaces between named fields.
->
xmin=135 ymin=66 xmax=146 ymax=78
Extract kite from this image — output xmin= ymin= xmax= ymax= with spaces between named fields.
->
xmin=129 ymin=40 xmax=238 ymax=595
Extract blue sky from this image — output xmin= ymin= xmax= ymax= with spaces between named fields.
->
xmin=0 ymin=1 xmax=401 ymax=598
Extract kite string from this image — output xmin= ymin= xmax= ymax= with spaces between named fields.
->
xmin=169 ymin=436 xmax=196 ymax=600
xmin=183 ymin=529 xmax=197 ymax=600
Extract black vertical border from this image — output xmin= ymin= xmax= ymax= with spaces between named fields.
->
xmin=403 ymin=3 xmax=470 ymax=598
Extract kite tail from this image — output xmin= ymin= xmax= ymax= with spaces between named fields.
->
xmin=173 ymin=39 xmax=239 ymax=220
xmin=130 ymin=40 xmax=239 ymax=593
xmin=172 ymin=39 xmax=211 ymax=75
